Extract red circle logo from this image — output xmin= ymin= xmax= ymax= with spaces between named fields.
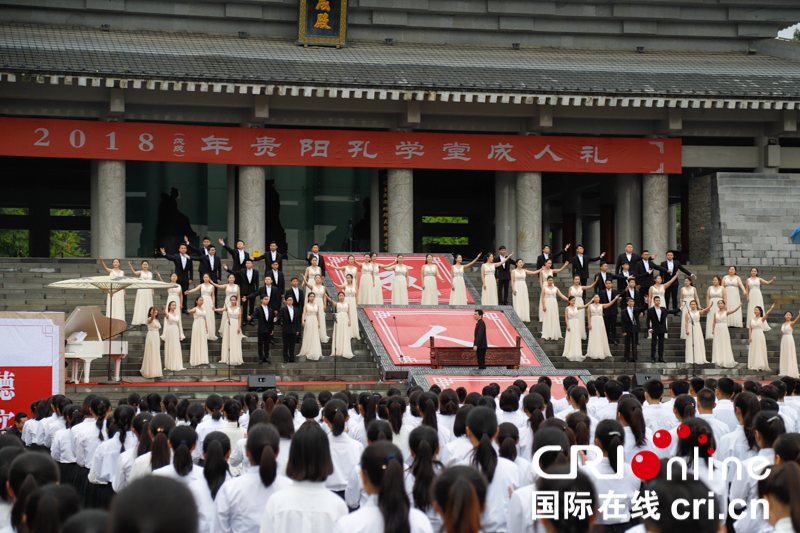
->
xmin=677 ymin=424 xmax=690 ymax=439
xmin=631 ymin=451 xmax=661 ymax=480
xmin=653 ymin=430 xmax=672 ymax=449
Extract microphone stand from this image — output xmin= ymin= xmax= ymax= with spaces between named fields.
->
xmin=328 ymin=298 xmax=343 ymax=382
xmin=218 ymin=307 xmax=235 ymax=382
xmin=393 ymin=316 xmax=404 ymax=359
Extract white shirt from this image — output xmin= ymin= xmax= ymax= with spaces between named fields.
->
xmin=717 ymin=425 xmax=759 ymax=479
xmin=288 ymin=306 xmax=294 ymax=321
xmin=622 ymin=425 xmax=656 ymax=465
xmin=325 ymin=433 xmax=364 ymax=491
xmin=291 ymin=287 xmax=300 ymax=302
xmin=654 ymin=307 xmax=661 ymax=321
xmin=580 ymin=457 xmax=641 ymax=524
xmin=507 ymin=484 xmax=545 ymax=533
xmin=181 ymin=254 xmax=188 ymax=268
xmin=332 ymin=494 xmax=433 ymax=533
xmin=627 ymin=307 xmax=635 ymax=321
xmin=713 ymin=399 xmax=740 ymax=432
xmin=697 ymin=413 xmax=730 ymax=447
xmin=606 ymin=288 xmax=613 ymax=301
xmin=38 ymin=413 xmax=59 ymax=447
xmin=552 ymin=397 xmax=569 ymax=414
xmin=113 ymin=446 xmax=138 ymax=492
xmin=272 ymin=270 xmax=280 ymax=281
xmin=438 ymin=435 xmax=474 ymax=468
xmin=22 ymin=419 xmax=40 ymax=446
xmin=587 ymin=397 xmax=608 ymax=418
xmin=345 ymin=465 xmax=368 ymax=510
xmin=480 ymin=457 xmax=520 ymax=533
xmin=219 ymin=421 xmax=247 ymax=447
xmin=576 ymin=254 xmax=584 ymax=266
xmin=261 ymin=304 xmax=270 ymax=317
xmin=259 ymin=480 xmax=348 ymax=533
xmin=89 ymin=431 xmax=138 ymax=484
xmin=666 ymin=260 xmax=674 ymax=272
xmin=246 ymin=269 xmax=253 ymax=283
xmin=152 ymin=462 xmax=205 ymax=486
xmin=214 ymin=466 xmax=293 ymax=533
xmin=731 ymin=449 xmax=776 ymax=533
xmin=404 ymin=467 xmax=444 ymax=532
xmin=209 ymin=256 xmax=215 ymax=270
xmin=643 ymin=402 xmax=677 ymax=433
xmin=50 ymin=426 xmax=76 ymax=463
xmin=238 ymin=249 xmax=245 ymax=264
xmin=779 ymin=404 xmax=799 ymax=433
xmin=643 ymin=259 xmax=651 ymax=273
xmin=594 ymin=402 xmax=620 ymax=422
xmin=75 ymin=419 xmax=108 ymax=468
xmin=773 ymin=518 xmax=793 ymax=533
xmin=195 ymin=416 xmax=227 ymax=462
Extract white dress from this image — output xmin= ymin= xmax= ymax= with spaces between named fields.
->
xmin=747 ymin=278 xmax=771 ymax=332
xmin=706 ymin=287 xmax=724 ymax=339
xmin=393 ymin=266 xmax=409 ymax=305
xmin=305 ymin=266 xmax=322 ymax=298
xmin=512 ymin=270 xmax=529 ymax=321
xmin=684 ymin=310 xmax=707 ymax=364
xmin=585 ymin=304 xmax=611 ymax=360
xmin=421 ymin=265 xmax=439 ymax=305
xmin=780 ymin=323 xmax=799 ymax=378
xmin=140 ymin=319 xmax=162 ymax=378
xmin=482 ymin=264 xmax=498 ymax=306
xmin=373 ymin=267 xmax=384 ymax=304
xmin=163 ymin=311 xmax=184 ymax=372
xmin=332 ymin=303 xmax=354 ymax=359
xmin=344 ymin=265 xmax=359 ymax=286
xmin=312 ymin=285 xmax=330 ymax=343
xmin=220 ymin=306 xmax=244 ymax=366
xmin=541 ymin=286 xmax=562 ymax=340
xmin=358 ymin=264 xmax=375 ymax=305
xmin=219 ymin=284 xmax=241 ymax=338
xmin=449 ymin=266 xmax=468 ymax=306
xmin=131 ymin=271 xmax=154 ymax=325
xmin=724 ymin=276 xmax=743 ymax=328
xmin=200 ymin=284 xmax=218 ymax=340
xmin=711 ymin=312 xmax=737 ymax=369
xmin=562 ymin=306 xmax=584 ymax=361
xmin=748 ymin=318 xmax=770 ymax=371
xmin=538 ymin=268 xmax=553 ymax=322
xmin=569 ymin=286 xmax=587 ymax=340
xmin=299 ymin=303 xmax=323 ymax=360
xmin=679 ymin=287 xmax=696 ymax=340
xmin=106 ymin=270 xmax=126 ymax=323
xmin=189 ymin=308 xmax=209 ymax=367
xmin=163 ymin=286 xmax=185 ymax=340
xmin=344 ymin=285 xmax=360 ymax=339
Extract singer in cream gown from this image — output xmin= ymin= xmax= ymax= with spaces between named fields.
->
xmin=724 ymin=275 xmax=744 ymax=328
xmin=569 ymin=285 xmax=588 ymax=340
xmin=481 ymin=263 xmax=499 ymax=306
xmin=162 ymin=286 xmax=185 ymax=341
xmin=706 ymin=285 xmax=724 ymax=339
xmin=711 ymin=310 xmax=737 ymax=369
xmin=344 ymin=284 xmax=360 ymax=339
xmin=163 ymin=309 xmax=184 ymax=372
xmin=131 ymin=271 xmax=153 ymax=326
xmin=218 ymin=284 xmax=241 ymax=338
xmin=541 ymin=286 xmax=564 ymax=341
xmin=780 ymin=322 xmax=799 ymax=378
xmin=684 ymin=309 xmax=707 ymax=364
xmin=373 ymin=268 xmax=384 ymax=304
xmin=140 ymin=318 xmax=163 ymax=379
xmin=449 ymin=265 xmax=468 ymax=306
xmin=511 ymin=269 xmax=530 ymax=321
xmin=538 ymin=267 xmax=554 ymax=322
xmin=358 ymin=263 xmax=375 ymax=305
xmin=304 ymin=265 xmax=322 ymax=298
xmin=562 ymin=305 xmax=584 ymax=361
xmin=421 ymin=265 xmax=439 ymax=305
xmin=219 ymin=305 xmax=244 ymax=366
xmin=189 ymin=307 xmax=209 ymax=367
xmin=332 ymin=302 xmax=354 ymax=358
xmin=586 ymin=303 xmax=612 ymax=360
xmin=392 ymin=265 xmax=409 ymax=305
xmin=747 ymin=278 xmax=771 ymax=332
xmin=679 ymin=286 xmax=696 ymax=340
xmin=106 ymin=271 xmax=126 ymax=324
xmin=200 ymin=283 xmax=218 ymax=340
xmin=298 ymin=301 xmax=323 ymax=361
xmin=311 ymin=284 xmax=329 ymax=343
xmin=748 ymin=318 xmax=770 ymax=371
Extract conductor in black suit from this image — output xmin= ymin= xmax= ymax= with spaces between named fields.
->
xmin=632 ymin=250 xmax=668 ymax=299
xmin=494 ymin=246 xmax=512 ymax=305
xmin=661 ymin=251 xmax=697 ymax=309
xmin=160 ymin=244 xmax=193 ymax=312
xmin=615 ymin=243 xmax=641 ymax=275
xmin=248 ymin=295 xmax=274 ymax=364
xmin=279 ymin=296 xmax=302 ymax=363
xmin=473 ymin=310 xmax=488 ymax=369
xmin=536 ymin=244 xmax=570 ymax=270
xmin=647 ymin=296 xmax=681 ymax=363
xmin=599 ymin=279 xmax=620 ymax=345
xmin=244 ymin=276 xmax=281 ymax=324
xmin=255 ymin=241 xmax=284 ymax=271
xmin=620 ymin=297 xmax=644 ymax=362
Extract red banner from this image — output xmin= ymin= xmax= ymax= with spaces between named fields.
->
xmin=326 ymin=254 xmax=474 ymax=305
xmin=423 ymin=375 xmax=583 ymax=400
xmin=0 ymin=117 xmax=681 ymax=173
xmin=363 ymin=307 xmax=539 ymax=366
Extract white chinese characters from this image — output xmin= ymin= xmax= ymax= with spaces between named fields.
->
xmin=251 ymin=137 xmax=281 ymax=157
xmin=0 ymin=371 xmax=15 ymax=401
xmin=300 ymin=139 xmax=330 ymax=157
xmin=200 ymin=136 xmax=232 ymax=155
xmin=581 ymin=146 xmax=608 ymax=164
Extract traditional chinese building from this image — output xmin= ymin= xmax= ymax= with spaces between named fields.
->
xmin=1 ymin=1 xmax=800 ymax=265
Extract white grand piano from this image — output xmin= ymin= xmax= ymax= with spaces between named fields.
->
xmin=65 ymin=306 xmax=129 ymax=383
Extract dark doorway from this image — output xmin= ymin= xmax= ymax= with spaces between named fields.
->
xmin=413 ymin=169 xmax=494 ymax=257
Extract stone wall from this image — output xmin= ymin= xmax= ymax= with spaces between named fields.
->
xmin=688 ymin=174 xmax=711 ymax=265
xmin=711 ymin=173 xmax=800 ymax=267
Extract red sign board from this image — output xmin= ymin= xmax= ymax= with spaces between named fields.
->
xmin=0 ymin=117 xmax=682 ymax=174
xmin=363 ymin=307 xmax=539 ymax=367
xmin=326 ymin=254 xmax=474 ymax=305
xmin=423 ymin=375 xmax=583 ymax=400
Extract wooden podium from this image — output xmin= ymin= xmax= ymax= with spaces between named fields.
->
xmin=429 ymin=336 xmax=521 ymax=369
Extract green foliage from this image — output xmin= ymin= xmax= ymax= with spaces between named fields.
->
xmin=422 ymin=236 xmax=469 ymax=246
xmin=421 ymin=216 xmax=469 ymax=224
xmin=794 ymin=28 xmax=800 ymax=41
xmin=0 ymin=208 xmax=89 ymax=257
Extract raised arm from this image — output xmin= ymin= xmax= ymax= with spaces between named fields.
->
xmin=98 ymin=256 xmax=112 ymax=274
xmin=552 ymin=261 xmax=570 ymax=274
xmin=662 ymin=273 xmax=679 ymax=289
xmin=791 ymin=311 xmax=800 ymax=328
xmin=524 ymin=268 xmax=543 ymax=276
xmin=763 ymin=303 xmax=776 ymax=320
xmin=601 ymin=295 xmax=620 ymax=309
xmin=332 ymin=281 xmax=346 ymax=289
xmin=698 ymin=304 xmax=713 ymax=316
xmin=761 ymin=276 xmax=777 ymax=286
xmin=464 ymin=253 xmax=482 ymax=269
xmin=584 ymin=277 xmax=598 ymax=290
xmin=328 ymin=263 xmax=347 ymax=271
xmin=377 ymin=260 xmax=398 ymax=270
xmin=301 ymin=275 xmax=314 ymax=291
xmin=127 ymin=261 xmax=141 ymax=277
xmin=726 ymin=303 xmax=742 ymax=316
xmin=185 ymin=285 xmax=202 ymax=295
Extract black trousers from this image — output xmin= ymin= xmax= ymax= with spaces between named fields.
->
xmin=579 ymin=278 xmax=588 ymax=300
xmin=242 ymin=296 xmax=255 ymax=318
xmin=257 ymin=332 xmax=271 ymax=361
xmin=177 ymin=279 xmax=190 ymax=311
xmin=665 ymin=284 xmax=679 ymax=309
xmin=624 ymin=330 xmax=638 ymax=360
xmin=283 ymin=333 xmax=297 ymax=362
xmin=604 ymin=314 xmax=617 ymax=342
xmin=651 ymin=332 xmax=665 ymax=360
xmin=497 ymin=279 xmax=509 ymax=304
xmin=476 ymin=347 xmax=487 ymax=369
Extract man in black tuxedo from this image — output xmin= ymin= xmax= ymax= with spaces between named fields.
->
xmin=647 ymin=296 xmax=681 ymax=363
xmin=189 ymin=244 xmax=222 ymax=305
xmin=599 ymin=279 xmax=620 ymax=344
xmin=244 ymin=275 xmax=281 ymax=329
xmin=536 ymin=244 xmax=570 ymax=270
xmin=219 ymin=238 xmax=251 ymax=274
xmin=615 ymin=243 xmax=641 ymax=275
xmin=279 ymin=296 xmax=302 ymax=363
xmin=494 ymin=246 xmax=512 ymax=305
xmin=616 ymin=262 xmax=634 ymax=293
xmin=236 ymin=259 xmax=259 ymax=323
xmin=265 ymin=260 xmax=285 ymax=294
xmin=473 ymin=309 xmax=488 ymax=370
xmin=661 ymin=251 xmax=697 ymax=309
xmin=160 ymin=244 xmax=193 ymax=313
xmin=248 ymin=295 xmax=274 ymax=363
xmin=255 ymin=241 xmax=284 ymax=271
xmin=593 ymin=263 xmax=622 ymax=296
xmin=184 ymin=235 xmax=211 ymax=256
xmin=620 ymin=277 xmax=642 ymax=312
xmin=307 ymin=244 xmax=326 ymax=278
xmin=285 ymin=277 xmax=305 ymax=311
xmin=632 ymin=250 xmax=668 ymax=300
xmin=571 ymin=245 xmax=605 ymax=295
xmin=620 ymin=297 xmax=645 ymax=362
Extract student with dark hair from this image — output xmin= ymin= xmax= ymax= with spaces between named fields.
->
xmin=517 ymin=392 xmax=546 ymax=461
xmin=49 ymin=404 xmax=80 ymax=484
xmin=322 ymin=399 xmax=364 ymax=496
xmin=350 ymin=393 xmax=377 ymax=448
xmin=111 ymin=476 xmax=199 ymax=533
xmin=152 ymin=425 xmax=202 ymax=486
xmin=566 ymin=411 xmax=592 ymax=446
xmin=616 ymin=396 xmax=655 ymax=464
xmin=21 ymin=484 xmax=81 ymax=533
xmin=714 ymin=377 xmax=740 ymax=431
xmin=717 ymin=391 xmax=763 ymax=480
xmin=431 ymin=466 xmax=487 ymax=533
xmin=496 ymin=422 xmax=534 ymax=487
xmin=128 ymin=413 xmax=176 ymax=483
xmin=643 ymin=477 xmax=721 ymax=533
xmin=437 ymin=389 xmax=459 ymax=436
xmin=333 ymin=441 xmax=432 ymax=533
xmin=695 ymin=388 xmax=730 ymax=445
xmin=495 ymin=389 xmax=526 ymax=428
xmin=642 ymin=379 xmax=677 ymax=434
xmin=227 ymin=409 xmax=270 ymax=478
xmin=403 ymin=426 xmax=442 ymax=531
xmin=259 ymin=422 xmax=347 ymax=533
xmin=555 ymin=387 xmax=598 ymax=440
xmin=673 ymin=417 xmax=727 ymax=513
xmin=112 ymin=411 xmax=152 ymax=493
xmin=454 ymin=387 xmax=467 ymax=404
xmin=438 ymin=405 xmax=474 ymax=468
xmin=194 ymin=394 xmax=226 ymax=463
xmin=7 ymin=452 xmax=61 ymax=532
xmin=218 ymin=400 xmax=247 ymax=454
xmin=345 ymin=419 xmax=395 ymax=511
xmin=73 ymin=395 xmax=111 ymax=501
xmin=594 ymin=379 xmax=624 ymax=421
xmin=757 ymin=461 xmax=800 ymax=533
xmin=215 ymin=424 xmax=292 ymax=533
xmin=87 ymin=404 xmax=136 ymax=509
xmin=187 ymin=431 xmax=231 ymax=533
xmin=458 ymin=406 xmax=519 ymax=533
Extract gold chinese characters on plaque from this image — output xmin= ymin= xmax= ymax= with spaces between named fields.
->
xmin=298 ymin=0 xmax=348 ymax=47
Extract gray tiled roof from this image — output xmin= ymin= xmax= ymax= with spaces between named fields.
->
xmin=2 ymin=22 xmax=800 ymax=98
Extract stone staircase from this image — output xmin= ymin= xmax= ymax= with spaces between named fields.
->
xmin=0 ymin=257 xmax=390 ymax=403
xmin=464 ymin=263 xmax=799 ymax=381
